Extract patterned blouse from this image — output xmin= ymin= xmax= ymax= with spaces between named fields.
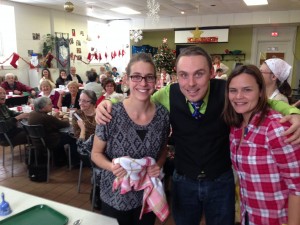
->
xmin=95 ymin=102 xmax=170 ymax=211
xmin=230 ymin=109 xmax=300 ymax=225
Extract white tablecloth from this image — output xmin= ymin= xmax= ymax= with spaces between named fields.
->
xmin=0 ymin=186 xmax=118 ymax=225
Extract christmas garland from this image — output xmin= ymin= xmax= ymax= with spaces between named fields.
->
xmin=0 ymin=49 xmax=126 ymax=69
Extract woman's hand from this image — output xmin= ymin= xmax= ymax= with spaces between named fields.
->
xmin=147 ymin=164 xmax=161 ymax=178
xmin=77 ymin=119 xmax=85 ymax=130
xmin=95 ymin=100 xmax=113 ymax=124
xmin=111 ymin=163 xmax=127 ymax=178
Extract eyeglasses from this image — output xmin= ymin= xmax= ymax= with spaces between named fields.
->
xmin=129 ymin=75 xmax=156 ymax=83
xmin=78 ymin=99 xmax=91 ymax=104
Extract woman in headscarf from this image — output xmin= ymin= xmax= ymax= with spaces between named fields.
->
xmin=260 ymin=58 xmax=292 ymax=103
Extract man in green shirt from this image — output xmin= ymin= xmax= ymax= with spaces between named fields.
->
xmin=96 ymin=46 xmax=300 ymax=225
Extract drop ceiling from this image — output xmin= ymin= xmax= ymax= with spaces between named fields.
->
xmin=8 ymin=0 xmax=300 ymax=21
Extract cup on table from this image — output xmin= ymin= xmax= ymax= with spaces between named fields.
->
xmin=22 ymin=105 xmax=32 ymax=113
xmin=8 ymin=91 xmax=13 ymax=96
xmin=61 ymin=106 xmax=68 ymax=113
xmin=17 ymin=106 xmax=22 ymax=112
xmin=69 ymin=109 xmax=76 ymax=118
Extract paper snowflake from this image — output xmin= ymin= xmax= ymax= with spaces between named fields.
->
xmin=130 ymin=30 xmax=143 ymax=43
xmin=147 ymin=0 xmax=160 ymax=23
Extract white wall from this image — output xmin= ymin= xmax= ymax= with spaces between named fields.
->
xmin=0 ymin=1 xmax=130 ymax=87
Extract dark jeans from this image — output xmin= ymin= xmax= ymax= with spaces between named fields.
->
xmin=101 ymin=202 xmax=156 ymax=225
xmin=55 ymin=133 xmax=79 ymax=166
xmin=172 ymin=169 xmax=235 ymax=225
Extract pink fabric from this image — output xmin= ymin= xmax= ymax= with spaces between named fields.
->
xmin=112 ymin=157 xmax=169 ymax=222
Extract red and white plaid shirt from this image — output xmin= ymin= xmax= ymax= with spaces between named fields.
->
xmin=230 ymin=109 xmax=300 ymax=225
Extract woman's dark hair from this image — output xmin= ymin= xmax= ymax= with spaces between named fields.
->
xmin=41 ymin=68 xmax=54 ymax=82
xmin=81 ymin=89 xmax=97 ymax=105
xmin=223 ymin=64 xmax=269 ymax=128
xmin=59 ymin=69 xmax=67 ymax=76
xmin=102 ymin=78 xmax=116 ymax=91
xmin=277 ymin=79 xmax=292 ymax=103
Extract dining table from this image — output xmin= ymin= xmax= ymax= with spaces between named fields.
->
xmin=0 ymin=185 xmax=118 ymax=225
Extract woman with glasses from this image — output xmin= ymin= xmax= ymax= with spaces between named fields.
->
xmin=96 ymin=78 xmax=123 ymax=106
xmin=91 ymin=53 xmax=170 ymax=225
xmin=72 ymin=90 xmax=97 ymax=141
xmin=260 ymin=58 xmax=292 ymax=103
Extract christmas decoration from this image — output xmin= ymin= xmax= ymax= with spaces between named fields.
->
xmin=64 ymin=1 xmax=74 ymax=13
xmin=153 ymin=38 xmax=176 ymax=74
xmin=87 ymin=52 xmax=92 ymax=61
xmin=42 ymin=34 xmax=55 ymax=56
xmin=30 ymin=54 xmax=39 ymax=67
xmin=10 ymin=53 xmax=20 ymax=68
xmin=130 ymin=30 xmax=143 ymax=43
xmin=46 ymin=53 xmax=54 ymax=68
xmin=147 ymin=0 xmax=160 ymax=23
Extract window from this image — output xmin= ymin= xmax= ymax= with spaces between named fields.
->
xmin=87 ymin=20 xmax=130 ymax=73
xmin=0 ymin=5 xmax=17 ymax=67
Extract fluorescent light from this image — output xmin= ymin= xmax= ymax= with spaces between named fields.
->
xmin=110 ymin=7 xmax=141 ymax=15
xmin=243 ymin=0 xmax=268 ymax=6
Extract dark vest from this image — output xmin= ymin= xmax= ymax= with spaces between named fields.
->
xmin=169 ymin=79 xmax=231 ymax=179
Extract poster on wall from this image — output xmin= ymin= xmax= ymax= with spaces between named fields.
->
xmin=56 ymin=35 xmax=70 ymax=71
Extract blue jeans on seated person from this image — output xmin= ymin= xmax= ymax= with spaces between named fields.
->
xmin=172 ymin=169 xmax=235 ymax=225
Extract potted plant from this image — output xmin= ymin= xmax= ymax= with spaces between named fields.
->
xmin=42 ymin=34 xmax=55 ymax=56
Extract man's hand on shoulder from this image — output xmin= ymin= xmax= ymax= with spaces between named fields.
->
xmin=280 ymin=114 xmax=300 ymax=144
xmin=95 ymin=100 xmax=113 ymax=125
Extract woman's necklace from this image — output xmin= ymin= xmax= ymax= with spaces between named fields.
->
xmin=82 ymin=112 xmax=96 ymax=127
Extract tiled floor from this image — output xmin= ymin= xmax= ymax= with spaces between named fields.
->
xmin=0 ymin=145 xmax=175 ymax=225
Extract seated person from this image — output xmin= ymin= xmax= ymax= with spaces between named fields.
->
xmin=116 ymin=74 xmax=130 ymax=96
xmin=84 ymin=71 xmax=103 ymax=98
xmin=72 ymin=90 xmax=97 ymax=140
xmin=0 ymin=87 xmax=29 ymax=145
xmin=56 ymin=69 xmax=69 ymax=88
xmin=99 ymin=74 xmax=107 ymax=85
xmin=214 ymin=68 xmax=228 ymax=80
xmin=28 ymin=97 xmax=78 ymax=166
xmin=99 ymin=66 xmax=106 ymax=75
xmin=1 ymin=73 xmax=36 ymax=96
xmin=39 ymin=68 xmax=55 ymax=89
xmin=67 ymin=66 xmax=83 ymax=85
xmin=111 ymin=67 xmax=119 ymax=78
xmin=57 ymin=81 xmax=81 ymax=109
xmin=96 ymin=78 xmax=124 ymax=106
xmin=38 ymin=80 xmax=60 ymax=108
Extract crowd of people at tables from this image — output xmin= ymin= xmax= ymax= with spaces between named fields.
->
xmin=0 ymin=49 xmax=300 ymax=225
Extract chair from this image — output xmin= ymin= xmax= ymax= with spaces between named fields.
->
xmin=0 ymin=121 xmax=24 ymax=177
xmin=22 ymin=123 xmax=51 ymax=182
xmin=76 ymin=135 xmax=98 ymax=211
xmin=5 ymin=95 xmax=29 ymax=107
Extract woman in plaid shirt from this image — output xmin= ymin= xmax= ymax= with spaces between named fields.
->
xmin=223 ymin=65 xmax=300 ymax=225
